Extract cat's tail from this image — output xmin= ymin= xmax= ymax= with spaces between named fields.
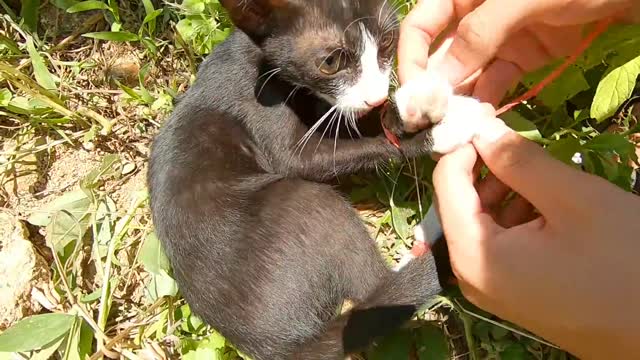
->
xmin=291 ymin=253 xmax=443 ymax=359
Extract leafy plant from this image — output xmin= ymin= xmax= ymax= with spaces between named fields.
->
xmin=0 ymin=313 xmax=76 ymax=352
xmin=172 ymin=0 xmax=233 ymax=55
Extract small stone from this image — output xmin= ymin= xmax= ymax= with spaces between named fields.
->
xmin=83 ymin=142 xmax=95 ymax=151
xmin=0 ymin=213 xmax=52 ymax=330
xmin=107 ymin=58 xmax=141 ymax=88
xmin=122 ymin=162 xmax=137 ymax=175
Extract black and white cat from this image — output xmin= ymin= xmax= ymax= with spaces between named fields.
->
xmin=148 ymin=0 xmax=484 ymax=359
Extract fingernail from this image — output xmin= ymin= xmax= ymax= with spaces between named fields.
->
xmin=474 ymin=117 xmax=512 ymax=143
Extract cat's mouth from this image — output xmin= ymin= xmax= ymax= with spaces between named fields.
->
xmin=354 ymin=108 xmax=371 ymax=118
xmin=349 ymin=103 xmax=386 ymax=118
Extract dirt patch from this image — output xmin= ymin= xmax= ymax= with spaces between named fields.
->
xmin=111 ymin=163 xmax=148 ymax=209
xmin=9 ymin=145 xmax=102 ymax=216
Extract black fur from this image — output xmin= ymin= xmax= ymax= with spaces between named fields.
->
xmin=148 ymin=1 xmax=447 ymax=359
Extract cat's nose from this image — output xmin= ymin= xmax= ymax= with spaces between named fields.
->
xmin=364 ymin=97 xmax=386 ymax=108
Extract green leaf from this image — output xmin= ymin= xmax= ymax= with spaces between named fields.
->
xmin=521 ymin=60 xmax=562 ymax=88
xmin=116 ymin=81 xmax=143 ymax=101
xmin=0 ymin=34 xmax=21 ymax=55
xmin=140 ymin=0 xmax=160 ymax=35
xmin=20 ymin=0 xmax=40 ymax=32
xmin=27 ymin=189 xmax=90 ymax=226
xmin=490 ymin=324 xmax=510 ymax=340
xmin=367 ymin=328 xmax=413 ymax=360
xmin=501 ymin=111 xmax=542 ymax=142
xmin=574 ymin=108 xmax=591 ymax=122
xmin=140 ymin=0 xmax=154 ymax=15
xmin=591 ymin=54 xmax=640 ymax=122
xmin=141 ymin=9 xmax=163 ymax=35
xmin=66 ymin=0 xmax=109 ymax=13
xmin=586 ymin=152 xmax=635 ymax=191
xmin=26 ymin=190 xmax=92 ymax=254
xmin=183 ymin=347 xmax=220 ymax=360
xmin=472 ymin=321 xmax=492 ymax=344
xmin=29 ymin=336 xmax=64 ymax=360
xmin=415 ymin=325 xmax=449 ymax=360
xmin=83 ymin=31 xmax=139 ymax=42
xmin=390 ymin=205 xmax=413 ymax=241
xmin=5 ymin=96 xmax=51 ymax=115
xmin=183 ymin=0 xmax=205 ymax=13
xmin=25 ymin=37 xmax=57 ymax=91
xmin=176 ymin=19 xmax=195 ymax=41
xmin=546 ymin=137 xmax=583 ymax=167
xmin=81 ymin=289 xmax=102 ymax=303
xmin=0 ymin=313 xmax=75 ymax=352
xmin=140 ymin=232 xmax=172 ymax=275
xmin=199 ymin=332 xmax=227 ymax=351
xmin=107 ymin=0 xmax=120 ymax=20
xmin=537 ymin=65 xmax=590 ymax=110
xmin=80 ymin=154 xmax=121 ymax=193
xmin=584 ymin=133 xmax=635 ymax=156
xmin=146 ymin=270 xmax=179 ymax=300
xmin=578 ymin=24 xmax=640 ymax=70
xmin=52 ymin=0 xmax=80 ymax=10
xmin=65 ymin=319 xmax=94 ymax=360
xmin=500 ymin=342 xmax=528 ymax=360
xmin=0 ymin=89 xmax=11 ymax=107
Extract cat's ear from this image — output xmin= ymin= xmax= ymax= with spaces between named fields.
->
xmin=220 ymin=0 xmax=288 ymax=38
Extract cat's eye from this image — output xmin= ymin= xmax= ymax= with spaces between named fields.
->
xmin=318 ymin=52 xmax=344 ymax=75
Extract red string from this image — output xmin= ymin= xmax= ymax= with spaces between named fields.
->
xmin=401 ymin=19 xmax=614 ymax=259
xmin=496 ymin=18 xmax=614 ymax=116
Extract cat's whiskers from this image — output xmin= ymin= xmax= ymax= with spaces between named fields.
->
xmin=283 ymin=85 xmax=302 ymax=108
xmin=378 ymin=0 xmax=389 ymax=24
xmin=294 ymin=105 xmax=338 ymax=156
xmin=379 ymin=0 xmax=401 ymax=31
xmin=256 ymin=68 xmax=282 ymax=98
xmin=343 ymin=109 xmax=354 ymax=140
xmin=257 ymin=67 xmax=281 ymax=81
xmin=349 ymin=110 xmax=362 ymax=138
xmin=343 ymin=16 xmax=375 ymax=39
xmin=313 ymin=110 xmax=339 ymax=154
xmin=381 ymin=16 xmax=401 ymax=34
xmin=390 ymin=69 xmax=399 ymax=88
xmin=331 ymin=112 xmax=342 ymax=174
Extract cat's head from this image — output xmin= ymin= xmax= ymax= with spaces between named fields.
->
xmin=220 ymin=0 xmax=400 ymax=116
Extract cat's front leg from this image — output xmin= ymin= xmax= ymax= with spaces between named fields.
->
xmin=394 ymin=72 xmax=490 ymax=155
xmin=394 ymin=71 xmax=452 ymax=132
xmin=281 ymin=131 xmax=430 ymax=181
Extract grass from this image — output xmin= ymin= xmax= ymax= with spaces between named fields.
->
xmin=0 ymin=1 xmax=638 ymax=359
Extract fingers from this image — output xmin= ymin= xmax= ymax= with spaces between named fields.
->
xmin=496 ymin=28 xmax=553 ymax=73
xmin=472 ymin=58 xmax=523 ymax=106
xmin=497 ymin=195 xmax=536 ymax=228
xmin=398 ymin=0 xmax=455 ymax=84
xmin=433 ymin=144 xmax=500 ymax=242
xmin=476 ymin=173 xmax=511 ymax=211
xmin=472 ymin=117 xmax=599 ymax=221
xmin=434 ymin=0 xmax=535 ymax=85
xmin=527 ymin=24 xmax=583 ymax=59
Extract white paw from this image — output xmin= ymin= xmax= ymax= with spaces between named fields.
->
xmin=430 ymin=96 xmax=485 ymax=155
xmin=394 ymin=71 xmax=453 ymax=133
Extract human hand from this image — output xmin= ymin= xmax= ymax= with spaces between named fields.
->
xmin=432 ymin=113 xmax=640 ymax=358
xmin=398 ymin=0 xmax=636 ymax=104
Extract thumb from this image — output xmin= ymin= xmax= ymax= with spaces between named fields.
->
xmin=435 ymin=0 xmax=536 ymax=86
xmin=472 ymin=117 xmax=595 ymax=220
